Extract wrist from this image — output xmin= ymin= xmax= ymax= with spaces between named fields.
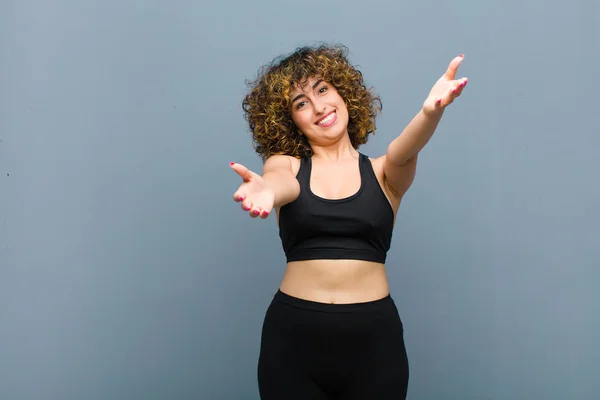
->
xmin=261 ymin=174 xmax=278 ymax=196
xmin=421 ymin=105 xmax=444 ymax=119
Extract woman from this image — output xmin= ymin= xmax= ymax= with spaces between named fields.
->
xmin=230 ymin=45 xmax=468 ymax=400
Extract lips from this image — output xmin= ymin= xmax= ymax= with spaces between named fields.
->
xmin=315 ymin=111 xmax=337 ymax=127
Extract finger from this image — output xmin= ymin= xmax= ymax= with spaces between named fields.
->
xmin=437 ymin=90 xmax=454 ymax=108
xmin=259 ymin=208 xmax=271 ymax=219
xmin=241 ymin=199 xmax=252 ymax=212
xmin=249 ymin=207 xmax=261 ymax=218
xmin=230 ymin=162 xmax=253 ymax=182
xmin=445 ymin=54 xmax=464 ymax=80
xmin=233 ymin=191 xmax=245 ymax=202
xmin=451 ymin=78 xmax=468 ymax=97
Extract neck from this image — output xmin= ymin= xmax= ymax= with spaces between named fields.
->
xmin=309 ymin=136 xmax=358 ymax=162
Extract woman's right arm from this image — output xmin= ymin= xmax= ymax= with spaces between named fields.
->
xmin=230 ymin=155 xmax=300 ymax=219
xmin=261 ymin=155 xmax=300 ymax=208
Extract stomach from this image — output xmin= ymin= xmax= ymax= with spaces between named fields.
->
xmin=279 ymin=259 xmax=390 ymax=304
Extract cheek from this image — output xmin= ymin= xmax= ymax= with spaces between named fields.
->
xmin=292 ymin=111 xmax=311 ymax=128
xmin=290 ymin=111 xmax=301 ymax=125
xmin=332 ymin=93 xmax=347 ymax=110
xmin=338 ymin=99 xmax=349 ymax=118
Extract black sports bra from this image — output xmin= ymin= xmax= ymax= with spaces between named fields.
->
xmin=278 ymin=153 xmax=394 ymax=264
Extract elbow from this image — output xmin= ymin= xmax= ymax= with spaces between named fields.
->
xmin=386 ymin=148 xmax=415 ymax=167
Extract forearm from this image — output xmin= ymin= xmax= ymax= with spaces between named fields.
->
xmin=386 ymin=109 xmax=444 ymax=166
xmin=262 ymin=170 xmax=300 ymax=208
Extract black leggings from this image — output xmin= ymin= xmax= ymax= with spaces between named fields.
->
xmin=257 ymin=290 xmax=409 ymax=399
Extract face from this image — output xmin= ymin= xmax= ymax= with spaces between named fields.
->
xmin=290 ymin=77 xmax=349 ymax=145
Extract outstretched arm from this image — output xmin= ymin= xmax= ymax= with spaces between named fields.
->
xmin=383 ymin=54 xmax=468 ymax=194
xmin=230 ymin=155 xmax=300 ymax=219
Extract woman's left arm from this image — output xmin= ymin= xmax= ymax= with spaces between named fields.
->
xmin=383 ymin=54 xmax=468 ymax=194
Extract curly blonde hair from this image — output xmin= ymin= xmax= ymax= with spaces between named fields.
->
xmin=242 ymin=44 xmax=382 ymax=160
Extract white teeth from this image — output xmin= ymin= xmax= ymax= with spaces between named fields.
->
xmin=317 ymin=112 xmax=335 ymax=125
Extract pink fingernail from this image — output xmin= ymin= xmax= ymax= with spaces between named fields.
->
xmin=261 ymin=211 xmax=269 ymax=217
xmin=229 ymin=162 xmax=235 ymax=166
xmin=243 ymin=205 xmax=250 ymax=211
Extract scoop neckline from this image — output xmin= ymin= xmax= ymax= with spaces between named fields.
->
xmin=306 ymin=153 xmax=365 ymax=203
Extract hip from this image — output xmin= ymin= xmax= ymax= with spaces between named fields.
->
xmin=261 ymin=288 xmax=404 ymax=346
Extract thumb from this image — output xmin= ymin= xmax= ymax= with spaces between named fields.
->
xmin=229 ymin=162 xmax=254 ymax=182
xmin=445 ymin=54 xmax=464 ymax=80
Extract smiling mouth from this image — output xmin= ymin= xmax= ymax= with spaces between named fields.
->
xmin=316 ymin=111 xmax=337 ymax=127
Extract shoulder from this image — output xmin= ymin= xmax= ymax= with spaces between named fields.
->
xmin=263 ymin=154 xmax=302 ymax=176
xmin=365 ymin=154 xmax=388 ymax=187
xmin=366 ymin=154 xmax=406 ymax=209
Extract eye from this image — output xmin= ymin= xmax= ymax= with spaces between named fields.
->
xmin=318 ymin=85 xmax=328 ymax=94
xmin=296 ymin=101 xmax=306 ymax=109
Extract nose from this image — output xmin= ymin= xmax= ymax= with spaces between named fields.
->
xmin=312 ymin=98 xmax=326 ymax=114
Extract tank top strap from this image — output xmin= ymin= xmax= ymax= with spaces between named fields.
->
xmin=296 ymin=156 xmax=311 ymax=187
xmin=358 ymin=153 xmax=378 ymax=184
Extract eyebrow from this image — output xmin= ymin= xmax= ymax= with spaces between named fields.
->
xmin=292 ymin=79 xmax=323 ymax=104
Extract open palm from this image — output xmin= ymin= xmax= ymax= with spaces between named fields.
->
xmin=230 ymin=162 xmax=274 ymax=219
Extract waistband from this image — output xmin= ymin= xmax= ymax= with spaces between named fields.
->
xmin=272 ymin=289 xmax=393 ymax=313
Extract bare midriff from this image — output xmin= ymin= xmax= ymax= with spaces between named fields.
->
xmin=279 ymin=259 xmax=390 ymax=304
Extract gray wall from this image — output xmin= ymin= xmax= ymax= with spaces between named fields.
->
xmin=1 ymin=0 xmax=598 ymax=399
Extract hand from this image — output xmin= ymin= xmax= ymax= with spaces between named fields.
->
xmin=422 ymin=54 xmax=468 ymax=116
xmin=230 ymin=162 xmax=274 ymax=219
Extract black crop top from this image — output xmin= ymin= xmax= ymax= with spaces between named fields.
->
xmin=278 ymin=153 xmax=394 ymax=264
